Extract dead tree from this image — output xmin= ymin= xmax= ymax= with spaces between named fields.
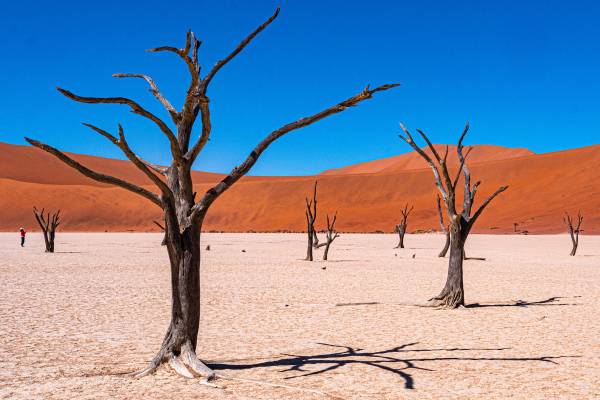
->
xmin=305 ymin=181 xmax=318 ymax=261
xmin=399 ymin=122 xmax=508 ymax=308
xmin=25 ymin=8 xmax=397 ymax=382
xmin=33 ymin=207 xmax=60 ymax=253
xmin=316 ymin=212 xmax=340 ymax=260
xmin=153 ymin=220 xmax=167 ymax=246
xmin=564 ymin=211 xmax=583 ymax=256
xmin=436 ymin=195 xmax=450 ymax=257
xmin=394 ymin=203 xmax=413 ymax=248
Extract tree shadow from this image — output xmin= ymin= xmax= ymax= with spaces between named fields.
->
xmin=465 ymin=296 xmax=580 ymax=308
xmin=210 ymin=342 xmax=577 ymax=390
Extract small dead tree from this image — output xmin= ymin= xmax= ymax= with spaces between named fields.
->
xmin=316 ymin=212 xmax=340 ymax=260
xmin=33 ymin=207 xmax=60 ymax=253
xmin=436 ymin=195 xmax=450 ymax=257
xmin=564 ymin=211 xmax=583 ymax=256
xmin=305 ymin=181 xmax=318 ymax=261
xmin=153 ymin=220 xmax=167 ymax=246
xmin=25 ymin=7 xmax=397 ymax=381
xmin=399 ymin=122 xmax=508 ymax=308
xmin=394 ymin=203 xmax=413 ymax=249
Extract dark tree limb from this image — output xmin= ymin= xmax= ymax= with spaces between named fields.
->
xmin=564 ymin=211 xmax=583 ymax=256
xmin=190 ymin=83 xmax=399 ymax=226
xmin=200 ymin=7 xmax=281 ymax=94
xmin=24 ymin=138 xmax=162 ymax=207
xmin=33 ymin=207 xmax=60 ymax=252
xmin=304 ymin=181 xmax=318 ymax=261
xmin=321 ymin=212 xmax=340 ymax=261
xmin=112 ymin=73 xmax=179 ymax=122
xmin=56 ymin=88 xmax=183 ymax=163
xmin=81 ymin=123 xmax=172 ymax=197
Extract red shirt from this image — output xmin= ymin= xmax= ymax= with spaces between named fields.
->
xmin=20 ymin=230 xmax=26 ymax=237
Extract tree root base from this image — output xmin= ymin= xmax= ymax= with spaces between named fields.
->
xmin=427 ymin=290 xmax=465 ymax=309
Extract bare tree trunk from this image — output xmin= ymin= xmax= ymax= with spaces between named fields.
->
xmin=394 ymin=203 xmax=412 ymax=249
xmin=564 ymin=211 xmax=583 ymax=256
xmin=306 ymin=218 xmax=314 ymax=261
xmin=394 ymin=224 xmax=406 ymax=248
xmin=305 ymin=181 xmax=318 ymax=261
xmin=33 ymin=207 xmax=60 ymax=253
xmin=430 ymin=223 xmax=465 ymax=308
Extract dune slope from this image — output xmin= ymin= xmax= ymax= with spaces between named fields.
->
xmin=1 ymin=141 xmax=599 ymax=233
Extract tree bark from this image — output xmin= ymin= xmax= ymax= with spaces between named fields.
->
xmin=394 ymin=224 xmax=406 ymax=248
xmin=33 ymin=207 xmax=60 ymax=253
xmin=430 ymin=223 xmax=465 ymax=308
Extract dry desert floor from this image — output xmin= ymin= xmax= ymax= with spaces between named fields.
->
xmin=1 ymin=232 xmax=599 ymax=399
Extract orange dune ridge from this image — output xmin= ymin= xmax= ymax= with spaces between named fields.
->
xmin=1 ymin=141 xmax=599 ymax=234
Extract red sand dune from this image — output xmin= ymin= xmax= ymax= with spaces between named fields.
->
xmin=1 ymin=141 xmax=599 ymax=234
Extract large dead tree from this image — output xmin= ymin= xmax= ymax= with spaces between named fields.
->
xmin=316 ymin=212 xmax=340 ymax=260
xmin=305 ymin=181 xmax=318 ymax=261
xmin=436 ymin=195 xmax=450 ymax=257
xmin=394 ymin=203 xmax=413 ymax=248
xmin=399 ymin=122 xmax=508 ymax=308
xmin=564 ymin=211 xmax=583 ymax=256
xmin=33 ymin=207 xmax=60 ymax=253
xmin=25 ymin=8 xmax=397 ymax=382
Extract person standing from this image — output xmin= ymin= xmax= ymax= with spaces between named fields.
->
xmin=20 ymin=228 xmax=26 ymax=247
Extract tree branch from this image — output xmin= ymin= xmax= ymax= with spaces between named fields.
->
xmin=201 ymin=7 xmax=280 ymax=93
xmin=57 ymin=87 xmax=183 ymax=163
xmin=81 ymin=123 xmax=173 ymax=198
xmin=25 ymin=138 xmax=162 ymax=207
xmin=112 ymin=73 xmax=179 ymax=122
xmin=399 ymin=123 xmax=448 ymax=201
xmin=188 ymin=83 xmax=399 ymax=225
xmin=468 ymin=185 xmax=509 ymax=229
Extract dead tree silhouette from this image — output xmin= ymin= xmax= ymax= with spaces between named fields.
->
xmin=33 ymin=207 xmax=60 ymax=253
xmin=564 ymin=211 xmax=583 ymax=256
xmin=305 ymin=181 xmax=318 ymax=261
xmin=316 ymin=212 xmax=340 ymax=260
xmin=211 ymin=342 xmax=576 ymax=390
xmin=399 ymin=122 xmax=508 ymax=308
xmin=25 ymin=7 xmax=398 ymax=382
xmin=394 ymin=203 xmax=413 ymax=249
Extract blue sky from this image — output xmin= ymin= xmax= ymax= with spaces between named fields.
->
xmin=1 ymin=0 xmax=599 ymax=175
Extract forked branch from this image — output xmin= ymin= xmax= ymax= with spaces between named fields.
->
xmin=112 ymin=73 xmax=178 ymax=121
xmin=191 ymin=83 xmax=399 ymax=223
xmin=24 ymin=138 xmax=162 ymax=207
xmin=56 ymin=88 xmax=182 ymax=163
xmin=82 ymin=123 xmax=172 ymax=197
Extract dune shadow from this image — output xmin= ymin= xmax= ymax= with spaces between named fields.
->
xmin=466 ymin=296 xmax=579 ymax=308
xmin=210 ymin=342 xmax=577 ymax=390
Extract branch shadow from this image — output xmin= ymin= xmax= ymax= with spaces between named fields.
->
xmin=210 ymin=342 xmax=577 ymax=390
xmin=465 ymin=296 xmax=580 ymax=308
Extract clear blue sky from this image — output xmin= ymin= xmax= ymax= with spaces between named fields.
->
xmin=1 ymin=0 xmax=599 ymax=175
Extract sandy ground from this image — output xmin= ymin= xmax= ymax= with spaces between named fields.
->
xmin=0 ymin=232 xmax=598 ymax=399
